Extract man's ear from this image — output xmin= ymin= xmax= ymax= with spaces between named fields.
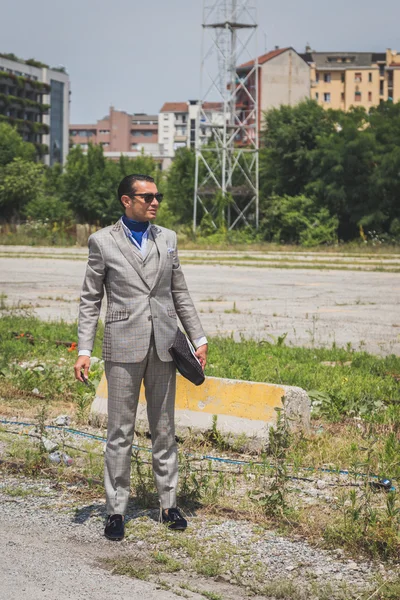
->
xmin=121 ymin=195 xmax=131 ymax=208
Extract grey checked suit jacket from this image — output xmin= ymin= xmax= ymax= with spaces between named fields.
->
xmin=78 ymin=219 xmax=205 ymax=363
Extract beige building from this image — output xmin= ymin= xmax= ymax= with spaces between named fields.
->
xmin=236 ymin=47 xmax=310 ymax=140
xmin=301 ymin=48 xmax=400 ymax=110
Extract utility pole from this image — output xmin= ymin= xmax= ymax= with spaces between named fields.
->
xmin=193 ymin=0 xmax=259 ymax=232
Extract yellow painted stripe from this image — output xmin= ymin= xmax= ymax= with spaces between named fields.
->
xmin=96 ymin=373 xmax=284 ymax=422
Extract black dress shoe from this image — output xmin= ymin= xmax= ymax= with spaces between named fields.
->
xmin=104 ymin=514 xmax=124 ymax=540
xmin=161 ymin=507 xmax=187 ymax=530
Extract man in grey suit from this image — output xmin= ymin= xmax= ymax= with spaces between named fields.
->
xmin=74 ymin=174 xmax=207 ymax=540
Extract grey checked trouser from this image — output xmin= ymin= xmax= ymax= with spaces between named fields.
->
xmin=104 ymin=338 xmax=177 ymax=515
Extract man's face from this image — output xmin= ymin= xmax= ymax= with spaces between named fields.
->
xmin=122 ymin=180 xmax=160 ymax=222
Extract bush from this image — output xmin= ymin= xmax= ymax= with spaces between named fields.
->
xmin=24 ymin=195 xmax=72 ymax=222
xmin=261 ymin=194 xmax=338 ymax=246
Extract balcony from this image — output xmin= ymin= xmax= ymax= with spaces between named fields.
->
xmin=174 ymin=134 xmax=187 ymax=143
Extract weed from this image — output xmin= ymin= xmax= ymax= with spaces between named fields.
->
xmin=250 ymin=407 xmax=292 ymax=518
xmin=131 ymin=450 xmax=157 ymax=507
xmin=152 ymin=551 xmax=181 ymax=572
xmin=224 ymin=301 xmax=240 ymax=314
xmin=107 ymin=558 xmax=150 ymax=580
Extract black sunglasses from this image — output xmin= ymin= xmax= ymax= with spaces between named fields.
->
xmin=130 ymin=193 xmax=163 ymax=203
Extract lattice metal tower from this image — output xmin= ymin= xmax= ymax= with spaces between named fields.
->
xmin=193 ymin=0 xmax=259 ymax=232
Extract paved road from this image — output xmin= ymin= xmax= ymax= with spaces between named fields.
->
xmin=0 ymin=499 xmax=181 ymax=600
xmin=0 ymin=247 xmax=399 ymax=355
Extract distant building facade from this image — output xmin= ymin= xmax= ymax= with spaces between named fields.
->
xmin=0 ymin=53 xmax=70 ymax=165
xmin=70 ymin=106 xmax=161 ymax=162
xmin=236 ymin=47 xmax=310 ymax=140
xmin=159 ymin=101 xmax=223 ymax=165
xmin=300 ymin=48 xmax=400 ymax=110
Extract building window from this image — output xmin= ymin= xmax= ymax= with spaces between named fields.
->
xmin=368 ymin=73 xmax=372 ymax=83
xmin=99 ymin=129 xmax=109 ymax=134
xmin=341 ymin=73 xmax=345 ymax=83
xmin=315 ymin=92 xmax=319 ymax=100
xmin=78 ymin=130 xmax=87 ymax=137
xmin=324 ymin=93 xmax=331 ymax=103
xmin=355 ymin=72 xmax=362 ymax=83
xmin=324 ymin=73 xmax=331 ymax=83
xmin=341 ymin=92 xmax=345 ymax=102
xmin=379 ymin=64 xmax=385 ymax=76
xmin=368 ymin=91 xmax=372 ymax=102
xmin=380 ymin=80 xmax=384 ymax=95
xmin=315 ymin=72 xmax=319 ymax=83
xmin=355 ymin=91 xmax=362 ymax=102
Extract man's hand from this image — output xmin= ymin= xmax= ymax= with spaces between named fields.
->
xmin=195 ymin=344 xmax=208 ymax=371
xmin=74 ymin=356 xmax=90 ymax=383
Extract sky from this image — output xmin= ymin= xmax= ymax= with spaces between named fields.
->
xmin=1 ymin=0 xmax=399 ymax=123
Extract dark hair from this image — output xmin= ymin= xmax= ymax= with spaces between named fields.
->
xmin=117 ymin=174 xmax=155 ymax=206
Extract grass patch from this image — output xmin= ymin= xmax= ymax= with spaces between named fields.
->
xmin=207 ymin=337 xmax=400 ymax=423
xmin=1 ymin=315 xmax=400 ymax=567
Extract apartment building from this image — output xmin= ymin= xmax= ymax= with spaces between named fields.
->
xmin=70 ymin=106 xmax=161 ymax=161
xmin=0 ymin=53 xmax=70 ymax=165
xmin=301 ymin=48 xmax=400 ymax=110
xmin=158 ymin=101 xmax=223 ymax=165
xmin=236 ymin=47 xmax=310 ymax=139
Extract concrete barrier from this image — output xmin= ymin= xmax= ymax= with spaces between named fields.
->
xmin=91 ymin=373 xmax=311 ymax=440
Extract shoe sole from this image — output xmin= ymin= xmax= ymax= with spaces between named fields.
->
xmin=104 ymin=531 xmax=124 ymax=541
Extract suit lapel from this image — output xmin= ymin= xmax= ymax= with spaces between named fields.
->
xmin=109 ymin=220 xmax=150 ymax=289
xmin=150 ymin=225 xmax=167 ymax=292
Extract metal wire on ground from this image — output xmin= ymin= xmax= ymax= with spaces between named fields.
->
xmin=0 ymin=419 xmax=396 ymax=490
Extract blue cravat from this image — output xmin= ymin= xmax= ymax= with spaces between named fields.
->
xmin=122 ymin=216 xmax=149 ymax=247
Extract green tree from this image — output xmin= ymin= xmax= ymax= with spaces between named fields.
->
xmin=260 ymin=194 xmax=338 ymax=246
xmin=307 ymin=111 xmax=377 ymax=240
xmin=0 ymin=123 xmax=36 ymax=166
xmin=61 ymin=144 xmax=159 ymax=225
xmin=165 ymin=147 xmax=196 ymax=225
xmin=0 ymin=158 xmax=45 ymax=221
xmin=260 ymin=100 xmax=337 ymax=198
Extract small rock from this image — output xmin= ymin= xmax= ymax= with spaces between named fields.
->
xmin=49 ymin=451 xmax=61 ymax=464
xmin=62 ymin=453 xmax=73 ymax=466
xmin=32 ymin=388 xmax=40 ymax=395
xmin=48 ymin=451 xmax=73 ymax=466
xmin=54 ymin=415 xmax=70 ymax=427
xmin=316 ymin=480 xmax=327 ymax=490
xmin=214 ymin=574 xmax=230 ymax=583
xmin=42 ymin=437 xmax=58 ymax=452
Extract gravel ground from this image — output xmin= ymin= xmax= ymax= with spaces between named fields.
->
xmin=0 ymin=469 xmax=397 ymax=600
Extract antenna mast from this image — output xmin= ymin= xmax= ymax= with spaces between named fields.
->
xmin=193 ymin=0 xmax=259 ymax=232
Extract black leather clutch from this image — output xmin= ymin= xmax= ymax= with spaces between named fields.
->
xmin=168 ymin=329 xmax=205 ymax=386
